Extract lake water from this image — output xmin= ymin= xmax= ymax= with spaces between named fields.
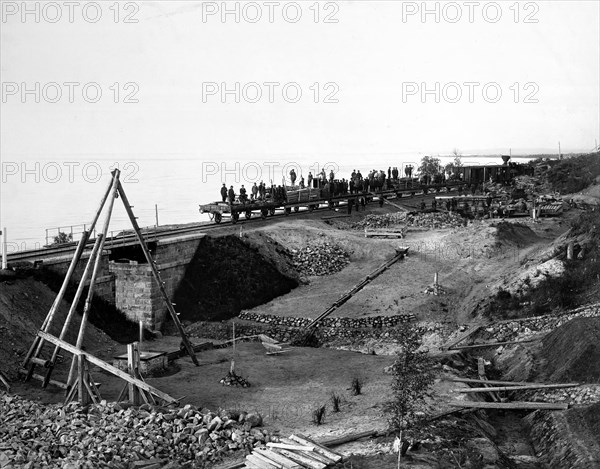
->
xmin=0 ymin=154 xmax=532 ymax=252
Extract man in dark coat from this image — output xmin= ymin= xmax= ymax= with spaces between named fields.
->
xmin=228 ymin=186 xmax=235 ymax=205
xmin=220 ymin=184 xmax=227 ymax=202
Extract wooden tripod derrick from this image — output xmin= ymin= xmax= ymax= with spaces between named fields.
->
xmin=21 ymin=169 xmax=197 ymax=404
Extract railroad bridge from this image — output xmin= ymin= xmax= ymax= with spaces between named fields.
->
xmin=7 ymin=232 xmax=205 ymax=331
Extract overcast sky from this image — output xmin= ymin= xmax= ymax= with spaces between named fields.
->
xmin=1 ymin=0 xmax=599 ymax=161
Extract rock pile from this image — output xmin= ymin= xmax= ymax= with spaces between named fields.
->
xmin=238 ymin=311 xmax=416 ymax=329
xmin=525 ymin=385 xmax=600 ymax=405
xmin=0 ymin=392 xmax=267 ymax=469
xmin=220 ymin=371 xmax=251 ymax=388
xmin=479 ymin=303 xmax=600 ymax=343
xmin=351 ymin=212 xmax=466 ymax=230
xmin=290 ymin=243 xmax=349 ymax=276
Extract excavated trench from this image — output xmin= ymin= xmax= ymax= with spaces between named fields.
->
xmin=482 ymin=317 xmax=600 ymax=468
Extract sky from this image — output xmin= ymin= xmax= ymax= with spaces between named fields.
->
xmin=1 ymin=0 xmax=599 ymax=164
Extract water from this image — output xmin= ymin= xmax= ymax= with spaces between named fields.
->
xmin=0 ymin=154 xmax=533 ymax=251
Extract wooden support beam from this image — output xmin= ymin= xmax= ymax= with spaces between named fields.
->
xmin=38 ymin=331 xmax=178 ymax=404
xmin=289 ymin=434 xmax=343 ymax=462
xmin=448 ymin=377 xmax=545 ymax=387
xmin=253 ymin=449 xmax=301 ymax=469
xmin=449 ymin=401 xmax=569 ymax=410
xmin=278 ymin=438 xmax=333 ymax=465
xmin=272 ymin=449 xmax=326 ymax=469
xmin=451 ymin=339 xmax=535 ymax=350
xmin=116 ymin=180 xmax=198 ymax=366
xmin=441 ymin=325 xmax=481 ymax=350
xmin=246 ymin=454 xmax=277 ymax=469
xmin=455 ymin=383 xmax=581 ymax=393
xmin=267 ymin=443 xmax=315 ymax=452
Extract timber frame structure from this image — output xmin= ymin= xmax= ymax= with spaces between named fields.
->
xmin=21 ymin=169 xmax=197 ymax=404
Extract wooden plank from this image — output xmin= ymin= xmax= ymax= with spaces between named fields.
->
xmin=319 ymin=430 xmax=380 ymax=447
xmin=449 ymin=401 xmax=569 ymax=410
xmin=290 ymin=435 xmax=343 ymax=462
xmin=249 ymin=452 xmax=282 ymax=469
xmin=442 ymin=325 xmax=481 ymax=350
xmin=38 ymin=331 xmax=178 ymax=404
xmin=455 ymin=383 xmax=581 ymax=393
xmin=278 ymin=438 xmax=333 ymax=465
xmin=244 ymin=456 xmax=265 ymax=469
xmin=253 ymin=449 xmax=302 ymax=469
xmin=267 ymin=443 xmax=315 ymax=452
xmin=451 ymin=339 xmax=535 ymax=350
xmin=448 ymin=377 xmax=538 ymax=386
xmin=272 ymin=449 xmax=326 ymax=469
xmin=246 ymin=454 xmax=281 ymax=469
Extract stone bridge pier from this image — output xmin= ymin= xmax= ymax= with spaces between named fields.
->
xmin=108 ymin=232 xmax=205 ymax=331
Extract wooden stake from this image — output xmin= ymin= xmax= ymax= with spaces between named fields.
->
xmin=66 ymin=171 xmax=120 ymax=387
xmin=127 ymin=343 xmax=141 ymax=405
xmin=116 ymin=180 xmax=198 ymax=366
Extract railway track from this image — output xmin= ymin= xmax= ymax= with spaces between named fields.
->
xmin=4 ymin=185 xmax=459 ymax=264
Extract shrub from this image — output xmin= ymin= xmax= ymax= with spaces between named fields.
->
xmin=350 ymin=377 xmax=363 ymax=396
xmin=312 ymin=405 xmax=326 ymax=425
xmin=330 ymin=392 xmax=342 ymax=412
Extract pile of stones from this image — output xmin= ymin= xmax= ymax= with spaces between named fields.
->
xmin=290 ymin=243 xmax=349 ymax=276
xmin=219 ymin=371 xmax=251 ymax=388
xmin=351 ymin=212 xmax=465 ymax=230
xmin=524 ymin=385 xmax=600 ymax=405
xmin=0 ymin=392 xmax=267 ymax=468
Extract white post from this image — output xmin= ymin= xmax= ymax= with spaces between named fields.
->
xmin=155 ymin=204 xmax=159 ymax=227
xmin=139 ymin=320 xmax=143 ymax=348
xmin=1 ymin=227 xmax=7 ymax=270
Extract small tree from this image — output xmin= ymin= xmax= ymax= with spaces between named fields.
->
xmin=418 ymin=156 xmax=442 ymax=184
xmin=386 ymin=326 xmax=435 ymax=468
xmin=445 ymin=150 xmax=463 ymax=180
xmin=52 ymin=231 xmax=73 ymax=245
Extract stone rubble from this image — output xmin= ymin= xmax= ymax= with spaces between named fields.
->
xmin=0 ymin=392 xmax=268 ymax=469
xmin=219 ymin=371 xmax=251 ymax=388
xmin=350 ymin=212 xmax=466 ymax=230
xmin=290 ymin=243 xmax=350 ymax=276
xmin=524 ymin=385 xmax=600 ymax=405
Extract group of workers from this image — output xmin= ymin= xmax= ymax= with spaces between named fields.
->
xmin=217 ymin=164 xmax=441 ymax=206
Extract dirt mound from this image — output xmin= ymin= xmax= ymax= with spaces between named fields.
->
xmin=493 ymin=221 xmax=540 ymax=247
xmin=172 ymin=235 xmax=298 ymax=323
xmin=538 ymin=317 xmax=600 ymax=383
xmin=0 ymin=276 xmax=115 ymax=379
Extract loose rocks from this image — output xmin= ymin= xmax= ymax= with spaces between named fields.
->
xmin=0 ymin=393 xmax=266 ymax=468
xmin=290 ymin=243 xmax=349 ymax=276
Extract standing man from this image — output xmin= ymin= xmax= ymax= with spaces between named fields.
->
xmin=251 ymin=182 xmax=259 ymax=201
xmin=220 ymin=183 xmax=228 ymax=202
xmin=228 ymin=186 xmax=236 ymax=205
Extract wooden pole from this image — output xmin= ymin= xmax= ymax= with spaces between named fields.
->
xmin=127 ymin=343 xmax=141 ymax=405
xmin=455 ymin=383 xmax=580 ymax=393
xmin=116 ymin=180 xmax=199 ymax=366
xmin=23 ymin=174 xmax=116 ymax=370
xmin=1 ymin=227 xmax=7 ymax=270
xmin=449 ymin=401 xmax=569 ymax=410
xmin=42 ymin=234 xmax=104 ymax=387
xmin=66 ymin=171 xmax=120 ymax=387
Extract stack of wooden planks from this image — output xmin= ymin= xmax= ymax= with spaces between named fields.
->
xmin=245 ymin=434 xmax=343 ymax=469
